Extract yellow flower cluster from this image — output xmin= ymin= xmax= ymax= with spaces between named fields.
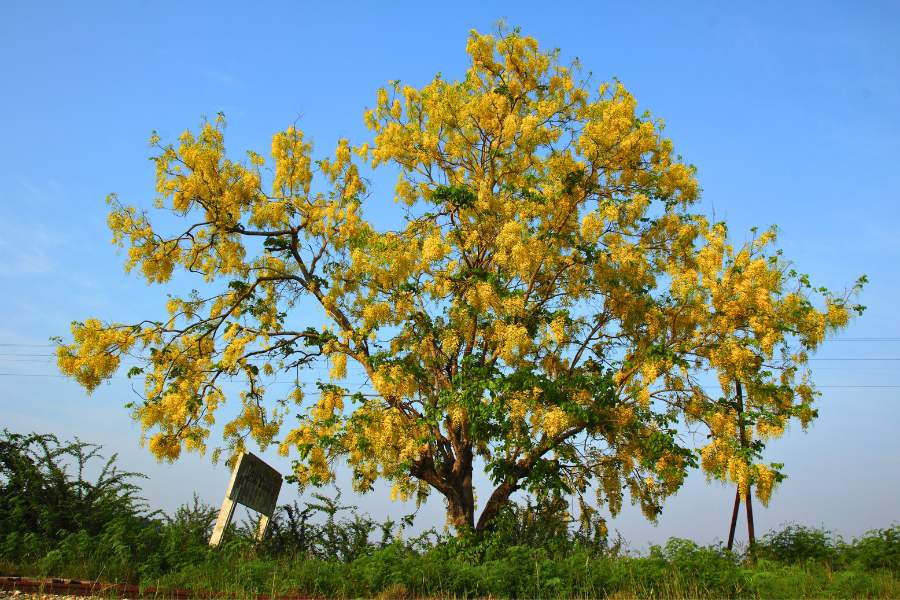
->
xmin=57 ymin=319 xmax=136 ymax=392
xmin=55 ymin=28 xmax=861 ymax=530
xmin=539 ymin=406 xmax=573 ymax=439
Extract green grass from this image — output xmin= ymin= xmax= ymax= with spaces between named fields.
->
xmin=3 ymin=528 xmax=899 ymax=599
xmin=3 ymin=429 xmax=897 ymax=598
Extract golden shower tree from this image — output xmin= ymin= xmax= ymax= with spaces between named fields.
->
xmin=57 ymin=29 xmax=861 ymax=533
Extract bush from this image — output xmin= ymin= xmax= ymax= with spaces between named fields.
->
xmin=756 ymin=524 xmax=840 ymax=565
xmin=0 ymin=429 xmax=148 ymax=545
xmin=847 ymin=525 xmax=900 ymax=571
xmin=2 ymin=429 xmax=898 ymax=598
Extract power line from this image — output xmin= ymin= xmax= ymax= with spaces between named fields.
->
xmin=7 ymin=351 xmax=900 ymax=362
xmin=816 ymin=385 xmax=900 ymax=389
xmin=827 ymin=338 xmax=900 ymax=341
xmin=0 ymin=354 xmax=330 ymax=368
xmin=4 ymin=336 xmax=900 ymax=349
xmin=1 ymin=372 xmax=898 ymax=390
xmin=808 ymin=358 xmax=900 ymax=361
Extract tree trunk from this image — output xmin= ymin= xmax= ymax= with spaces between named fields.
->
xmin=735 ymin=380 xmax=756 ymax=550
xmin=475 ymin=480 xmax=519 ymax=533
xmin=444 ymin=472 xmax=477 ymax=531
xmin=411 ymin=450 xmax=477 ymax=532
xmin=745 ymin=487 xmax=756 ymax=547
xmin=726 ymin=487 xmax=740 ymax=551
xmin=412 ymin=434 xmax=544 ymax=536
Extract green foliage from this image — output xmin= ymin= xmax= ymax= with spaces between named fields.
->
xmin=436 ymin=493 xmax=616 ymax=565
xmin=2 ymin=430 xmax=898 ymax=598
xmin=848 ymin=525 xmax=900 ymax=571
xmin=756 ymin=523 xmax=840 ymax=564
xmin=259 ymin=491 xmax=432 ymax=561
xmin=756 ymin=522 xmax=900 ymax=572
xmin=0 ymin=429 xmax=149 ymax=551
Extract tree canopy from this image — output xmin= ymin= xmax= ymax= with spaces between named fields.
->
xmin=57 ymin=29 xmax=862 ymax=533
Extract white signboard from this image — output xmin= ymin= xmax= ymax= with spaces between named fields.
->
xmin=209 ymin=452 xmax=283 ymax=546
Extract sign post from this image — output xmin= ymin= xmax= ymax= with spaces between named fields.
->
xmin=209 ymin=452 xmax=283 ymax=546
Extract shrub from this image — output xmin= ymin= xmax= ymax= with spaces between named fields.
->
xmin=756 ymin=523 xmax=839 ymax=565
xmin=0 ymin=429 xmax=148 ymax=546
xmin=848 ymin=525 xmax=900 ymax=571
xmin=3 ymin=429 xmax=898 ymax=598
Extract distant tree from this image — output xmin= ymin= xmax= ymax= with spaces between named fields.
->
xmin=56 ymin=28 xmax=862 ymax=534
xmin=678 ymin=237 xmax=865 ymax=547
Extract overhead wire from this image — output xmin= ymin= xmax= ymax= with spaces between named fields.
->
xmin=1 ymin=340 xmax=898 ymax=391
xmin=0 ymin=372 xmax=898 ymax=391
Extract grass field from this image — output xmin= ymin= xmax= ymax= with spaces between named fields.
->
xmin=3 ymin=517 xmax=898 ymax=599
xmin=2 ymin=430 xmax=897 ymax=599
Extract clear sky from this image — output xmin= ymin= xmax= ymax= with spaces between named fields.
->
xmin=2 ymin=1 xmax=898 ymax=550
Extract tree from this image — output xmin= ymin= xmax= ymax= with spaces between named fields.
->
xmin=676 ymin=235 xmax=866 ymax=548
xmin=56 ymin=29 xmax=861 ymax=534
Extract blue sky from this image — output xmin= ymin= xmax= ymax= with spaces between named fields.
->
xmin=1 ymin=0 xmax=898 ymax=549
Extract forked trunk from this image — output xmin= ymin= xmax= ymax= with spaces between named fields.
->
xmin=431 ymin=461 xmax=523 ymax=535
xmin=475 ymin=480 xmax=519 ymax=533
xmin=445 ymin=478 xmax=519 ymax=535
xmin=445 ymin=471 xmax=477 ymax=530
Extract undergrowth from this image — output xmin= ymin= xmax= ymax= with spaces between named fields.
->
xmin=1 ymin=429 xmax=897 ymax=598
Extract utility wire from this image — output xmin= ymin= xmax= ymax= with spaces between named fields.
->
xmin=4 ymin=336 xmax=900 ymax=348
xmin=6 ymin=352 xmax=900 ymax=361
xmin=0 ymin=372 xmax=898 ymax=391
